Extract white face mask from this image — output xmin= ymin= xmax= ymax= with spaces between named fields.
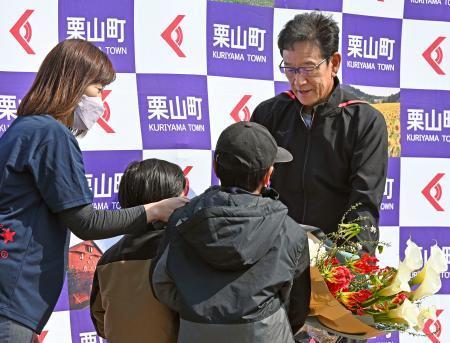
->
xmin=72 ymin=95 xmax=105 ymax=130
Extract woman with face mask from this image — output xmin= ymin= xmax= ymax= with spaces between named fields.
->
xmin=0 ymin=39 xmax=189 ymax=342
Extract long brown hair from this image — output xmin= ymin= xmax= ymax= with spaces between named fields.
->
xmin=17 ymin=39 xmax=115 ymax=129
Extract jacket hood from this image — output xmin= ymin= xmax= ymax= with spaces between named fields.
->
xmin=173 ymin=187 xmax=289 ymax=271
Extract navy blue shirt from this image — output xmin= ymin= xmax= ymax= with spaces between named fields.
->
xmin=0 ymin=115 xmax=93 ymax=332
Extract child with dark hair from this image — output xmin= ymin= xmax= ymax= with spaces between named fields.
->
xmin=90 ymin=158 xmax=186 ymax=343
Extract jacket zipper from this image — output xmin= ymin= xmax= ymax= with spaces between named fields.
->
xmin=300 ymin=111 xmax=314 ymax=223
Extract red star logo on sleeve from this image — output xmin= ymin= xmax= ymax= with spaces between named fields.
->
xmin=1 ymin=228 xmax=16 ymax=244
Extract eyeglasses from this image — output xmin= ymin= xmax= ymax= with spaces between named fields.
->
xmin=279 ymin=58 xmax=328 ymax=77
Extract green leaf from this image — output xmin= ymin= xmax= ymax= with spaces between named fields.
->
xmin=377 ymin=245 xmax=384 ymax=254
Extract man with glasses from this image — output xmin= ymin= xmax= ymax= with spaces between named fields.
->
xmin=251 ymin=12 xmax=388 ymax=255
xmin=251 ymin=12 xmax=388 ymax=342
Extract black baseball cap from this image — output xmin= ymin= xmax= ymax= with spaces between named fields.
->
xmin=215 ymin=121 xmax=293 ymax=172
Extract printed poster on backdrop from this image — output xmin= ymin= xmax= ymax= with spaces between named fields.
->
xmin=59 ymin=0 xmax=135 ymax=72
xmin=368 ymin=331 xmax=399 ymax=343
xmin=399 ymin=157 xmax=450 ymax=227
xmin=377 ymin=227 xmax=400 ymax=269
xmin=0 ymin=0 xmax=58 ymax=72
xmin=40 ymin=311 xmax=72 ymax=343
xmin=0 ymin=72 xmax=35 ymax=138
xmin=207 ymin=1 xmax=273 ymax=80
xmin=207 ymin=76 xmax=275 ymax=148
xmin=143 ymin=149 xmax=212 ymax=199
xmin=401 ymin=89 xmax=450 ymax=158
xmin=137 ymin=74 xmax=211 ymax=150
xmin=400 ymin=20 xmax=450 ymax=91
xmin=134 ymin=0 xmax=207 ymax=75
xmin=70 ymin=308 xmax=103 ymax=343
xmin=343 ymin=0 xmax=404 ymax=19
xmin=342 ymin=14 xmax=401 ymax=87
xmin=76 ymin=150 xmax=142 ymax=279
xmin=380 ymin=158 xmax=400 ymax=226
xmin=404 ymin=0 xmax=450 ymax=22
xmin=82 ymin=150 xmax=142 ymax=211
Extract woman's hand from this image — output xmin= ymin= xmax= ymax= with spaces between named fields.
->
xmin=144 ymin=197 xmax=189 ymax=223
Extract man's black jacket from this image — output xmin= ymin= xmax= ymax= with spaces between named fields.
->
xmin=251 ymin=78 xmax=388 ymax=253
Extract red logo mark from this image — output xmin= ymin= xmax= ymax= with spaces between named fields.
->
xmin=422 ymin=173 xmax=445 ymax=211
xmin=230 ymin=95 xmax=252 ymax=122
xmin=0 ymin=227 xmax=16 ymax=244
xmin=161 ymin=15 xmax=186 ymax=58
xmin=97 ymin=90 xmax=115 ymax=133
xmin=10 ymin=9 xmax=35 ymax=54
xmin=183 ymin=166 xmax=193 ymax=196
xmin=423 ymin=37 xmax=446 ymax=75
xmin=0 ymin=250 xmax=8 ymax=259
xmin=423 ymin=309 xmax=443 ymax=343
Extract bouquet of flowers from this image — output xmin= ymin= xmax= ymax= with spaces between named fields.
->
xmin=306 ymin=206 xmax=447 ymax=340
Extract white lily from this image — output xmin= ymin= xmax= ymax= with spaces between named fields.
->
xmin=404 ymin=238 xmax=423 ymax=271
xmin=308 ymin=238 xmax=327 ymax=266
xmin=412 ymin=243 xmax=447 ymax=285
xmin=386 ymin=298 xmax=420 ymax=328
xmin=416 ymin=306 xmax=437 ymax=331
xmin=379 ymin=261 xmax=411 ymax=296
xmin=411 ymin=268 xmax=442 ymax=300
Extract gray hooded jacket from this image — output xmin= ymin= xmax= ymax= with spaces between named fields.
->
xmin=151 ymin=186 xmax=310 ymax=343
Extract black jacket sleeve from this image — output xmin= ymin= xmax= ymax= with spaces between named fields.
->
xmin=57 ymin=204 xmax=148 ymax=240
xmin=287 ymin=234 xmax=311 ymax=332
xmin=250 ymin=99 xmax=273 ymax=131
xmin=345 ymin=105 xmax=388 ymax=254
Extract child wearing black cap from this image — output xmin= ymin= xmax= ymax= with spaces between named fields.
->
xmin=151 ymin=121 xmax=311 ymax=343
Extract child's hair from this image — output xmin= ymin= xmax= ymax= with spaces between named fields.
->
xmin=214 ymin=156 xmax=269 ymax=192
xmin=118 ymin=159 xmax=185 ymax=208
